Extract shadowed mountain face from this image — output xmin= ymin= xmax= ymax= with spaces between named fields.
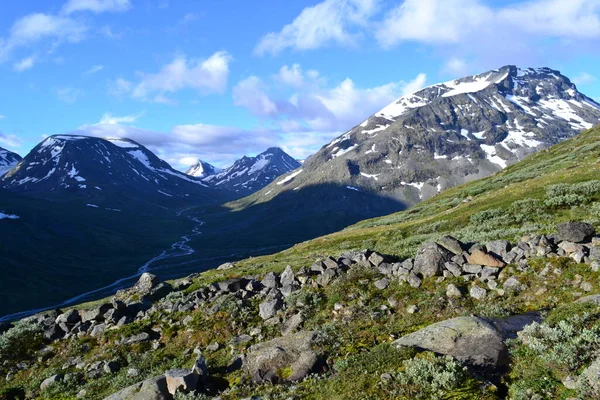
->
xmin=0 ymin=147 xmax=21 ymax=176
xmin=1 ymin=135 xmax=230 ymax=210
xmin=244 ymin=66 xmax=600 ymax=211
xmin=202 ymin=147 xmax=301 ymax=197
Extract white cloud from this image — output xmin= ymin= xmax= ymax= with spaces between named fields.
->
xmin=233 ymin=76 xmax=278 ymax=116
xmin=124 ymin=52 xmax=233 ymax=102
xmin=573 ymin=72 xmax=597 ymax=86
xmin=13 ymin=55 xmax=36 ymax=72
xmin=62 ymin=0 xmax=131 ymax=14
xmin=109 ymin=77 xmax=133 ymax=97
xmin=376 ymin=0 xmax=600 ymax=49
xmin=57 ymin=87 xmax=82 ymax=103
xmin=442 ymin=57 xmax=470 ymax=76
xmin=99 ymin=112 xmax=144 ymax=125
xmin=84 ymin=64 xmax=104 ymax=75
xmin=0 ymin=133 xmax=22 ymax=149
xmin=255 ymin=0 xmax=379 ymax=55
xmin=233 ymin=64 xmax=427 ymax=131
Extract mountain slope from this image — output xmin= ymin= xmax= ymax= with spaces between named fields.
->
xmin=1 ymin=135 xmax=229 ymax=210
xmin=0 ymin=146 xmax=21 ymax=176
xmin=246 ymin=66 xmax=600 ymax=209
xmin=202 ymin=147 xmax=301 ymax=196
xmin=186 ymin=160 xmax=222 ymax=178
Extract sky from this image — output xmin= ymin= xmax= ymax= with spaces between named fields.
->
xmin=0 ymin=0 xmax=599 ymax=170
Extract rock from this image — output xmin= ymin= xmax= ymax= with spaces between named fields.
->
xmin=463 ymin=264 xmax=483 ymax=274
xmin=90 ymin=323 xmax=106 ymax=337
xmin=217 ymin=278 xmax=249 ymax=293
xmin=393 ymin=316 xmax=509 ymax=368
xmin=206 ymin=342 xmax=220 ymax=352
xmin=580 ymin=357 xmax=600 ymax=392
xmin=491 ymin=312 xmax=543 ymax=339
xmin=407 ymin=272 xmax=422 ymax=288
xmin=503 ymin=277 xmax=524 ymax=294
xmin=446 ymin=284 xmax=462 ymax=297
xmin=40 ymin=374 xmax=63 ymax=390
xmin=570 ymin=251 xmax=586 ymax=264
xmin=486 ymin=240 xmax=511 ymax=257
xmin=406 ymin=305 xmax=419 ymax=314
xmin=280 ymin=266 xmax=296 ymax=286
xmin=259 ymin=297 xmax=284 ymax=320
xmin=80 ymin=304 xmax=111 ymax=323
xmin=322 ymin=257 xmax=339 ymax=270
xmin=127 ymin=368 xmax=140 ymax=377
xmin=557 ymin=221 xmax=595 ymax=243
xmin=368 ymin=252 xmax=385 ymax=267
xmin=115 ymin=273 xmax=172 ymax=304
xmin=103 ymin=376 xmax=170 ymax=400
xmin=466 ymin=249 xmax=505 ymax=267
xmin=281 ymin=313 xmax=304 ymax=336
xmin=444 ymin=262 xmax=463 ymax=277
xmin=582 ymin=282 xmax=593 ymax=292
xmin=245 ymin=331 xmax=321 ymax=383
xmin=104 ymin=361 xmax=120 ymax=374
xmin=436 ymin=236 xmax=464 ymax=255
xmin=470 ymin=285 xmax=487 ymax=300
xmin=217 ymin=262 xmax=236 ymax=270
xmin=316 ymin=269 xmax=337 ymax=286
xmin=261 ymin=272 xmax=280 ymax=289
xmin=56 ymin=309 xmax=81 ymax=326
xmin=165 ymin=369 xmax=199 ymax=395
xmin=192 ymin=349 xmax=208 ymax=378
xmin=374 ymin=278 xmax=390 ymax=290
xmin=123 ymin=332 xmax=151 ymax=345
xmin=576 ymin=294 xmax=600 ymax=305
xmin=413 ymin=242 xmax=453 ymax=277
xmin=558 ymin=241 xmax=584 ymax=253
xmin=481 ymin=267 xmax=500 ymax=280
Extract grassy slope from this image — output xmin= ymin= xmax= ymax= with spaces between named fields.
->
xmin=3 ymin=127 xmax=600 ymax=399
xmin=214 ymin=125 xmax=600 ymax=279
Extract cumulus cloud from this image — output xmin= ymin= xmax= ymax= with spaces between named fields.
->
xmin=99 ymin=112 xmax=144 ymax=125
xmin=62 ymin=0 xmax=131 ymax=14
xmin=233 ymin=64 xmax=427 ymax=131
xmin=13 ymin=55 xmax=36 ymax=71
xmin=110 ymin=52 xmax=232 ymax=103
xmin=0 ymin=133 xmax=22 ymax=149
xmin=255 ymin=0 xmax=379 ymax=55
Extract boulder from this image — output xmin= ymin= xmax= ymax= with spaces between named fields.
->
xmin=259 ymin=297 xmax=284 ymax=320
xmin=576 ymin=294 xmax=600 ymax=305
xmin=374 ymin=278 xmax=390 ymax=290
xmin=115 ymin=273 xmax=172 ymax=304
xmin=446 ymin=284 xmax=462 ymax=298
xmin=413 ymin=242 xmax=453 ymax=277
xmin=503 ymin=277 xmax=524 ymax=294
xmin=486 ymin=240 xmax=511 ymax=257
xmin=393 ymin=316 xmax=509 ymax=368
xmin=436 ymin=236 xmax=464 ymax=255
xmin=580 ymin=357 xmax=600 ymax=393
xmin=470 ymin=285 xmax=487 ymax=300
xmin=281 ymin=313 xmax=304 ymax=336
xmin=557 ymin=221 xmax=595 ymax=243
xmin=368 ymin=252 xmax=385 ymax=267
xmin=217 ymin=262 xmax=236 ymax=270
xmin=165 ymin=369 xmax=198 ymax=395
xmin=40 ymin=374 xmax=63 ymax=390
xmin=466 ymin=249 xmax=505 ymax=267
xmin=245 ymin=331 xmax=321 ymax=383
xmin=261 ymin=272 xmax=280 ymax=289
xmin=280 ymin=266 xmax=296 ymax=287
xmin=103 ymin=376 xmax=170 ymax=400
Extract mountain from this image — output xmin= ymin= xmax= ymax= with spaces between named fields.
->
xmin=202 ymin=147 xmax=301 ymax=196
xmin=0 ymin=147 xmax=21 ymax=176
xmin=3 ymin=124 xmax=600 ymax=399
xmin=1 ymin=135 xmax=228 ymax=209
xmin=186 ymin=160 xmax=222 ymax=178
xmin=240 ymin=65 xmax=600 ymax=207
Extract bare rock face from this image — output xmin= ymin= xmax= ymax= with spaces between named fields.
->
xmin=393 ymin=316 xmax=509 ymax=369
xmin=245 ymin=331 xmax=322 ymax=383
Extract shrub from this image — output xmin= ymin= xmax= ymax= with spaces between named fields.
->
xmin=394 ymin=353 xmax=469 ymax=398
xmin=0 ymin=318 xmax=43 ymax=364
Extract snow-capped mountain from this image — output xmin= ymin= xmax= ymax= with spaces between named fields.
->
xmin=1 ymin=135 xmax=227 ymax=208
xmin=0 ymin=147 xmax=21 ymax=176
xmin=186 ymin=160 xmax=222 ymax=178
xmin=249 ymin=66 xmax=600 ymax=207
xmin=202 ymin=147 xmax=301 ymax=196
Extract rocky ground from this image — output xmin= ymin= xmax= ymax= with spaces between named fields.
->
xmin=2 ymin=221 xmax=600 ymax=399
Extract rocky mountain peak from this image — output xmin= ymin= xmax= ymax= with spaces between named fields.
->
xmin=201 ymin=147 xmax=301 ymax=197
xmin=0 ymin=146 xmax=21 ymax=176
xmin=186 ymin=160 xmax=222 ymax=178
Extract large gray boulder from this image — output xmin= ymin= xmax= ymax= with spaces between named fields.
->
xmin=245 ymin=331 xmax=321 ymax=383
xmin=557 ymin=221 xmax=595 ymax=243
xmin=413 ymin=242 xmax=453 ymax=277
xmin=103 ymin=376 xmax=171 ymax=400
xmin=115 ymin=273 xmax=172 ymax=304
xmin=393 ymin=316 xmax=509 ymax=368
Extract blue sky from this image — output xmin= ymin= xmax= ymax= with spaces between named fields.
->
xmin=0 ymin=0 xmax=599 ymax=170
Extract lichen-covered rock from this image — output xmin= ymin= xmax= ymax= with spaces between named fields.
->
xmin=245 ymin=331 xmax=321 ymax=383
xmin=413 ymin=242 xmax=453 ymax=277
xmin=557 ymin=221 xmax=595 ymax=243
xmin=103 ymin=376 xmax=170 ymax=400
xmin=393 ymin=316 xmax=509 ymax=368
